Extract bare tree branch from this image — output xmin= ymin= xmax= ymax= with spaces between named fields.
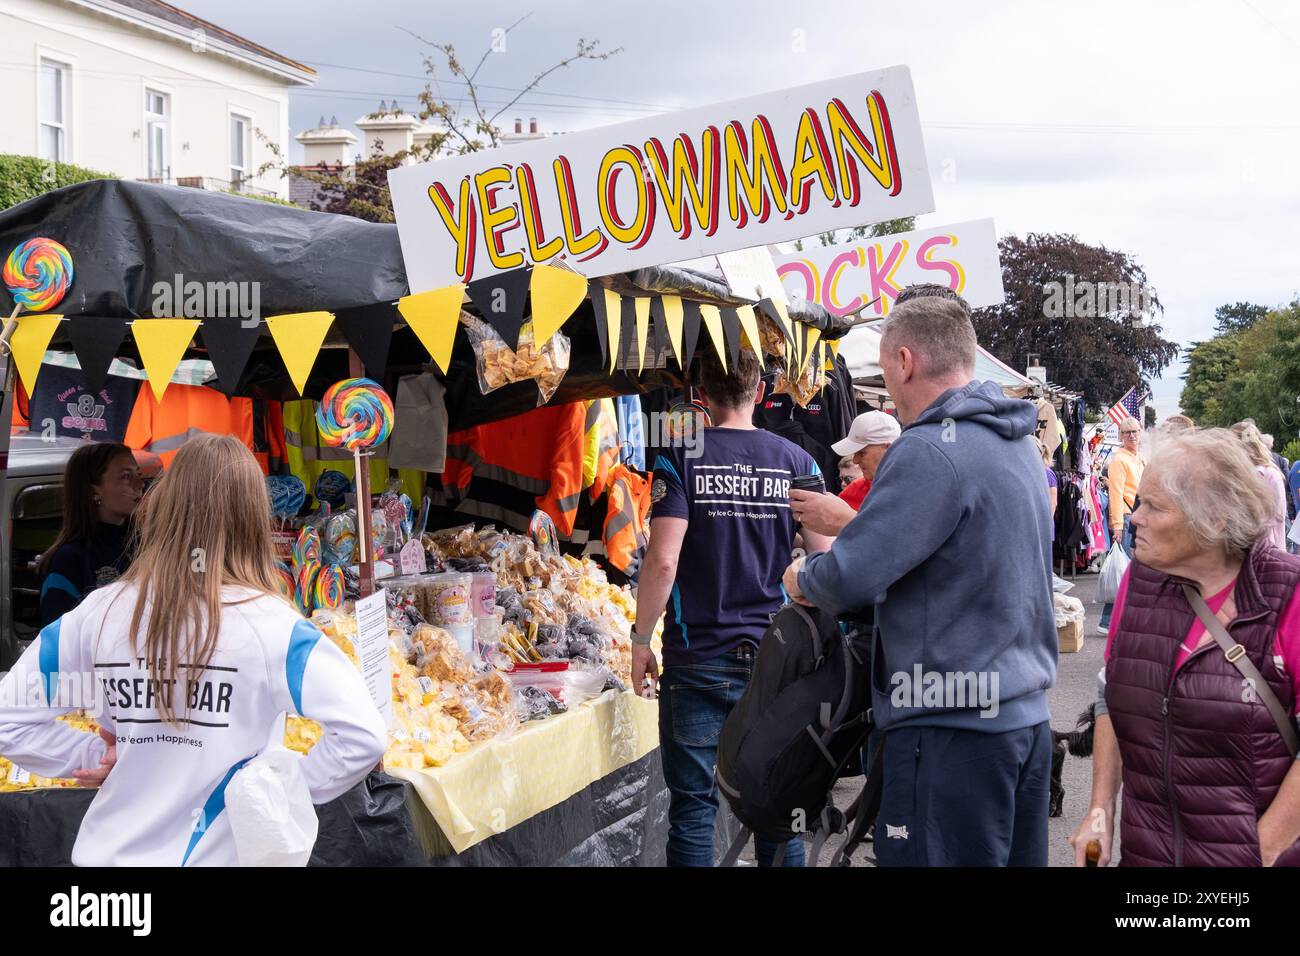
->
xmin=488 ymin=38 xmax=623 ymax=126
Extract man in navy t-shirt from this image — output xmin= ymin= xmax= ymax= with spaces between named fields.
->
xmin=632 ymin=348 xmax=832 ymax=867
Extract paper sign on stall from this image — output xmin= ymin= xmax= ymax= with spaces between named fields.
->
xmin=389 ymin=66 xmax=934 ymax=291
xmin=773 ymin=218 xmax=1005 ymax=317
xmin=354 ymin=589 xmax=394 ymax=727
xmin=717 ymin=246 xmax=788 ymax=304
xmin=398 ymin=538 xmax=426 ymax=576
xmin=1289 ymin=519 xmax=1300 ymax=549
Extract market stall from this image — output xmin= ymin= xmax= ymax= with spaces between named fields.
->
xmin=0 ymin=181 xmax=850 ymax=866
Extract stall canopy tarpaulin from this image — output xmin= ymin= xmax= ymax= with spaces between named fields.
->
xmin=0 ymin=180 xmax=850 ymax=430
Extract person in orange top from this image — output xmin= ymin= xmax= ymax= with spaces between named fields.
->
xmin=124 ymin=384 xmax=257 ymax=470
xmin=1099 ymin=417 xmax=1145 ymax=632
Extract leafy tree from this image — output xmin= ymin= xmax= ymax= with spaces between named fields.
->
xmin=794 ymin=216 xmax=916 ymax=251
xmin=1180 ymin=333 xmax=1242 ymax=424
xmin=1144 ymin=406 xmax=1157 ymax=429
xmin=969 ymin=233 xmax=1180 ymax=406
xmin=1213 ymin=301 xmax=1267 ymax=336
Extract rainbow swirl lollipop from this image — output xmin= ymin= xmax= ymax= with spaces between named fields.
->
xmin=3 ymin=238 xmax=73 ymax=312
xmin=313 ymin=564 xmax=345 ymax=610
xmin=273 ymin=561 xmax=297 ymax=603
xmin=315 ymin=378 xmax=394 ymax=450
xmin=293 ymin=525 xmax=321 ymax=566
xmin=296 ymin=559 xmax=322 ymax=614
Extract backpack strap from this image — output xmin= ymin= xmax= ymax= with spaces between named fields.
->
xmin=831 ymin=736 xmax=885 ymax=867
xmin=788 ymin=602 xmax=824 ymax=661
xmin=718 ymin=825 xmax=752 ymax=868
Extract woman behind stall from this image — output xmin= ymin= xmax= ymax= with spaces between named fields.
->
xmin=0 ymin=434 xmax=386 ymax=866
xmin=37 ymin=442 xmax=143 ymax=626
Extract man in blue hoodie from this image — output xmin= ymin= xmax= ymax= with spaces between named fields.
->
xmin=784 ymin=296 xmax=1058 ymax=866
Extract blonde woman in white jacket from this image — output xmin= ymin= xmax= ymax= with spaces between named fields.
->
xmin=0 ymin=434 xmax=386 ymax=866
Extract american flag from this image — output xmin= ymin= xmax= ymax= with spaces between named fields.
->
xmin=1106 ymin=387 xmax=1144 ymax=427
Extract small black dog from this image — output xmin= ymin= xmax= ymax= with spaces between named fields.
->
xmin=1049 ymin=704 xmax=1097 ymax=817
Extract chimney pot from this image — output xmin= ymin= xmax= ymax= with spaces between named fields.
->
xmin=529 ymin=117 xmax=537 ymax=134
xmin=514 ymin=118 xmax=522 ymax=133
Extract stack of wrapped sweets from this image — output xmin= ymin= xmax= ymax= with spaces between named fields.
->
xmin=285 ymin=609 xmax=518 ymax=768
xmin=421 ymin=524 xmax=649 ymax=687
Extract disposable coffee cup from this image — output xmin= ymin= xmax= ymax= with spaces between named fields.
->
xmin=789 ymin=474 xmax=825 ymax=494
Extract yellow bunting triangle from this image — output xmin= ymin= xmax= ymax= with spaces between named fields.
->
xmin=829 ymin=338 xmax=840 ymax=361
xmin=398 ymin=285 xmax=464 ymax=375
xmin=660 ymin=295 xmax=684 ymax=368
xmin=605 ymin=290 xmax=622 ymax=375
xmin=798 ymin=326 xmax=823 ymax=378
xmin=634 ymin=297 xmax=651 ymax=374
xmin=133 ymin=318 xmax=201 ymax=401
xmin=266 ymin=312 xmax=334 ymax=397
xmin=699 ymin=304 xmax=727 ymax=372
xmin=736 ymin=305 xmax=764 ymax=369
xmin=9 ymin=313 xmax=62 ymax=396
xmin=529 ymin=264 xmax=587 ymax=344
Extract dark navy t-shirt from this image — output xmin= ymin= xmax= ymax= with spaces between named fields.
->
xmin=650 ymin=426 xmax=819 ymax=666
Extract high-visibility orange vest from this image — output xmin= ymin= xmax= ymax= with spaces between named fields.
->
xmin=124 ymin=384 xmax=256 ymax=469
xmin=582 ymin=398 xmax=619 ymax=501
xmin=603 ymin=463 xmax=651 ymax=575
xmin=437 ymin=402 xmax=586 ymax=536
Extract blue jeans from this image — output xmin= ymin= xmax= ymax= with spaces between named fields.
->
xmin=875 ymin=722 xmax=1052 ymax=866
xmin=658 ymin=648 xmax=806 ymax=867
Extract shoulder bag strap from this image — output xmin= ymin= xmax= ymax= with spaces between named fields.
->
xmin=1181 ymin=583 xmax=1299 ymax=757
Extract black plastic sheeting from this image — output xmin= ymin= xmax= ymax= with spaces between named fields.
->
xmin=0 ymin=753 xmax=668 ymax=867
xmin=0 ymin=180 xmax=408 ymax=319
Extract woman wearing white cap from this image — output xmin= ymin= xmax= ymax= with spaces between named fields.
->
xmin=791 ymin=410 xmax=901 ymax=537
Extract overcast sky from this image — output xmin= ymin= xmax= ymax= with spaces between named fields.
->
xmin=184 ymin=0 xmax=1300 ymax=419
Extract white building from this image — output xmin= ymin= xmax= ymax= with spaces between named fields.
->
xmin=0 ymin=0 xmax=315 ymax=199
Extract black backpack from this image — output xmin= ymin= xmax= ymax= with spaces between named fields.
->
xmin=715 ymin=603 xmax=881 ymax=866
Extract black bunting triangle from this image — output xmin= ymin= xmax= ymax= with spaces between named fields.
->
xmin=619 ymin=296 xmax=638 ymax=371
xmin=335 ymin=302 xmax=396 ymax=381
xmin=680 ymin=300 xmax=702 ymax=374
xmin=719 ymin=307 xmax=741 ymax=372
xmin=467 ymin=268 xmax=531 ymax=349
xmin=198 ymin=316 xmax=263 ymax=397
xmin=589 ymin=282 xmax=611 ymax=367
xmin=649 ymin=297 xmax=668 ymax=366
xmin=755 ymin=297 xmax=796 ymax=346
xmin=66 ymin=316 xmax=128 ymax=394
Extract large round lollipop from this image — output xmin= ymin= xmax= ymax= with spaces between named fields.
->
xmin=3 ymin=237 xmax=73 ymax=313
xmin=316 ymin=378 xmax=394 ymax=593
xmin=315 ymin=378 xmax=394 ymax=450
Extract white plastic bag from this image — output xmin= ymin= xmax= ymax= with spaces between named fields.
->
xmin=1096 ymin=542 xmax=1130 ymax=604
xmin=225 ymin=712 xmax=319 ymax=867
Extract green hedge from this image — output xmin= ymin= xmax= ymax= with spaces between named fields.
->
xmin=1282 ymin=439 xmax=1300 ymax=465
xmin=0 ymin=154 xmax=115 ymax=210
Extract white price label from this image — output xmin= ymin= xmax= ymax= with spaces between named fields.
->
xmin=414 ymin=729 xmax=432 ymax=743
xmin=7 ymin=764 xmax=31 ymax=785
xmin=417 ymin=676 xmax=435 ymax=695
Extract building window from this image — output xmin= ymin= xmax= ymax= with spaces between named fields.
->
xmin=38 ymin=59 xmax=69 ymax=162
xmin=230 ymin=114 xmax=250 ymax=189
xmin=145 ymin=89 xmax=169 ymax=180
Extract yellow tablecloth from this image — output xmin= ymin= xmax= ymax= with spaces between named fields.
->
xmin=388 ymin=689 xmax=659 ymax=854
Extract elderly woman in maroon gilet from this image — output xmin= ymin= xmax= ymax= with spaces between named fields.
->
xmin=1071 ymin=429 xmax=1300 ymax=866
